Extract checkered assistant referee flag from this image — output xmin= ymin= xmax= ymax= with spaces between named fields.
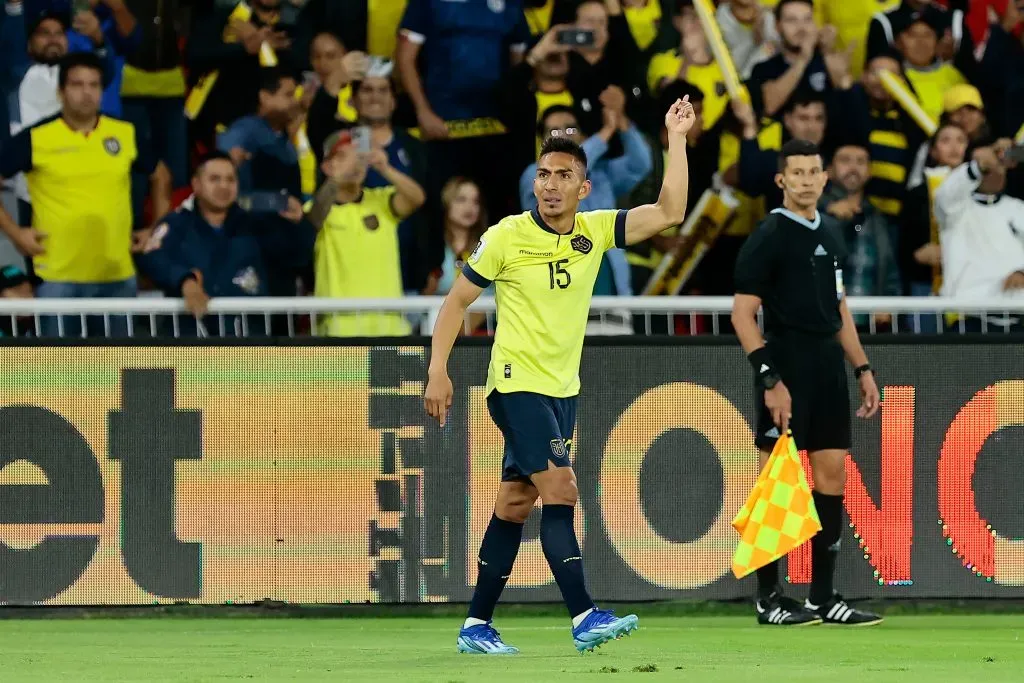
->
xmin=731 ymin=432 xmax=821 ymax=578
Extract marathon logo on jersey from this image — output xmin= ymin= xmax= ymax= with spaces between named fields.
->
xmin=570 ymin=234 xmax=593 ymax=254
xmin=103 ymin=137 xmax=121 ymax=156
xmin=503 ymin=363 xmax=511 ymax=378
xmin=550 ymin=438 xmax=567 ymax=458
xmin=363 ymin=214 xmax=380 ymax=231
xmin=469 ymin=239 xmax=486 ymax=264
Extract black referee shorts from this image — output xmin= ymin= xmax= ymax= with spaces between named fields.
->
xmin=754 ymin=336 xmax=851 ymax=453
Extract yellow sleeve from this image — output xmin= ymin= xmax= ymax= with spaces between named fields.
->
xmin=464 ymin=224 xmax=507 ymax=284
xmin=584 ymin=209 xmax=627 ymax=252
xmin=647 ymin=51 xmax=681 ymax=94
xmin=367 ymin=186 xmax=400 ymax=223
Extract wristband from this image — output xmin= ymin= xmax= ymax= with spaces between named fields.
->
xmin=854 ymin=363 xmax=872 ymax=379
xmin=748 ymin=347 xmax=780 ymax=389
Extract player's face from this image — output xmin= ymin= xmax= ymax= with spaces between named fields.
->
xmin=193 ymin=159 xmax=239 ymax=211
xmin=783 ymin=102 xmax=826 ymax=145
xmin=862 ymin=56 xmax=900 ymax=101
xmin=930 ymin=125 xmax=968 ymax=168
xmin=830 ymin=146 xmax=870 ymax=194
xmin=777 ymin=154 xmax=827 ymax=209
xmin=777 ymin=3 xmax=815 ymax=51
xmin=534 ymin=152 xmax=589 ymax=219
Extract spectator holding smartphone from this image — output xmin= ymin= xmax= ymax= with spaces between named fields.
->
xmin=305 ymin=130 xmax=426 ymax=336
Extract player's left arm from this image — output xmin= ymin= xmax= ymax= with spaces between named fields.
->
xmin=836 ymin=298 xmax=880 ymax=418
xmin=621 ymin=98 xmax=694 ymax=247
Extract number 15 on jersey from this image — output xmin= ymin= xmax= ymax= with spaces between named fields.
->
xmin=548 ymin=259 xmax=571 ymax=290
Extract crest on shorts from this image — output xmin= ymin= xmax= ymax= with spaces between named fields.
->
xmin=550 ymin=438 xmax=566 ymax=458
xmin=103 ymin=137 xmax=121 ymax=156
xmin=570 ymin=234 xmax=593 ymax=254
xmin=487 ymin=0 xmax=505 ymax=13
xmin=363 ymin=214 xmax=380 ymax=231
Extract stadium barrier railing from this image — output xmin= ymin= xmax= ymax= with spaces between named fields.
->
xmin=0 ymin=295 xmax=1022 ymax=337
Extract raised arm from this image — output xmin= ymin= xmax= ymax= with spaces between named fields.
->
xmin=369 ymin=150 xmax=426 ymax=218
xmin=620 ymin=98 xmax=694 ymax=246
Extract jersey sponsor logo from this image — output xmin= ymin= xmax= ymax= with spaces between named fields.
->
xmin=469 ymin=239 xmax=486 ymax=264
xmin=518 ymin=249 xmax=553 ymax=257
xmin=759 ymin=364 xmax=770 ymax=373
xmin=570 ymin=234 xmax=593 ymax=254
xmin=765 ymin=426 xmax=780 ymax=438
xmin=363 ymin=215 xmax=380 ymax=231
xmin=550 ymin=438 xmax=567 ymax=458
xmin=103 ymin=137 xmax=122 ymax=156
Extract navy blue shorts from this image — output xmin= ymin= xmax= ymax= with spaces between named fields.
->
xmin=486 ymin=390 xmax=577 ymax=482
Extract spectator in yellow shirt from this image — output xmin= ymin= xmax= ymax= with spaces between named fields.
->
xmin=897 ymin=14 xmax=967 ymax=123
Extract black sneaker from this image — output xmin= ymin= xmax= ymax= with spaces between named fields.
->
xmin=756 ymin=592 xmax=822 ymax=626
xmin=806 ymin=594 xmax=883 ymax=626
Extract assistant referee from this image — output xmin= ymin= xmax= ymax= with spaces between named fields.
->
xmin=731 ymin=139 xmax=883 ymax=627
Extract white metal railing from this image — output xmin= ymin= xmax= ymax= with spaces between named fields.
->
xmin=0 ymin=296 xmax=1020 ymax=338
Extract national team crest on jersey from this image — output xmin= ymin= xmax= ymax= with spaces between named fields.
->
xmin=550 ymin=438 xmax=566 ymax=458
xmin=103 ymin=137 xmax=121 ymax=156
xmin=570 ymin=234 xmax=593 ymax=254
xmin=363 ymin=214 xmax=380 ymax=231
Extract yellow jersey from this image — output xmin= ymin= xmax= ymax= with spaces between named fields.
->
xmin=0 ymin=114 xmax=148 ymax=283
xmin=368 ymin=0 xmax=408 ymax=58
xmin=647 ymin=50 xmax=729 ymax=129
xmin=905 ymin=63 xmax=967 ymax=124
xmin=463 ymin=208 xmax=625 ymax=397
xmin=310 ymin=187 xmax=411 ymax=337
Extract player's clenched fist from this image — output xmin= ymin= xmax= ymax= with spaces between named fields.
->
xmin=423 ymin=370 xmax=454 ymax=427
xmin=664 ymin=96 xmax=696 ymax=137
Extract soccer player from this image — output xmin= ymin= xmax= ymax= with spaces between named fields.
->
xmin=731 ymin=139 xmax=884 ymax=626
xmin=424 ymin=99 xmax=696 ymax=654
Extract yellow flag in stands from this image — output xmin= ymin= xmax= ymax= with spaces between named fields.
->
xmin=731 ymin=432 xmax=821 ymax=579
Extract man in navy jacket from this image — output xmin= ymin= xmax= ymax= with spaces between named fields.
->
xmin=137 ymin=151 xmax=315 ymax=337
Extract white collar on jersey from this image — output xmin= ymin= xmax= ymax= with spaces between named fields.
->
xmin=771 ymin=207 xmax=821 ymax=230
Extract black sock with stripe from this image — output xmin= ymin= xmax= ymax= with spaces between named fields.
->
xmin=756 ymin=560 xmax=780 ymax=600
xmin=467 ymin=514 xmax=524 ymax=622
xmin=809 ymin=491 xmax=843 ymax=607
xmin=541 ymin=504 xmax=595 ymax=618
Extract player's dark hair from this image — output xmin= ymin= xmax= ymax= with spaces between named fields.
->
xmin=778 ymin=139 xmax=821 ymax=171
xmin=540 ymin=136 xmax=589 ymax=171
xmin=537 ymin=104 xmax=579 ymax=136
xmin=775 ymin=0 xmax=813 ymax=21
xmin=58 ymin=52 xmax=104 ymax=90
xmin=258 ymin=66 xmax=295 ymax=95
xmin=193 ymin=151 xmax=236 ymax=177
xmin=657 ymin=80 xmax=704 ymax=114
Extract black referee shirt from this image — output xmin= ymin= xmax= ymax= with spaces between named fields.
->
xmin=734 ymin=208 xmax=848 ymax=338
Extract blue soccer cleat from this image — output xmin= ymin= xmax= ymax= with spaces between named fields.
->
xmin=572 ymin=609 xmax=639 ymax=653
xmin=457 ymin=622 xmax=520 ymax=655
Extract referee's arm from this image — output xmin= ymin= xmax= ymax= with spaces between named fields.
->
xmin=836 ymin=298 xmax=879 ymax=418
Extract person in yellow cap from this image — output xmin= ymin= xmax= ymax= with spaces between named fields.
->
xmin=942 ymin=84 xmax=989 ymax=144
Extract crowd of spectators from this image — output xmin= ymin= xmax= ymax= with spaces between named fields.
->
xmin=0 ymin=0 xmax=1022 ymax=336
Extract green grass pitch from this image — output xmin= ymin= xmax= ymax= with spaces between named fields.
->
xmin=2 ymin=614 xmax=1022 ymax=681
